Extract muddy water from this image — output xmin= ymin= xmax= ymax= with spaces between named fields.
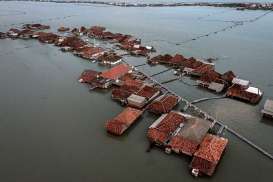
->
xmin=0 ymin=1 xmax=273 ymax=182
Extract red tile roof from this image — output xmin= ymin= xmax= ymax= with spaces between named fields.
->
xmin=190 ymin=134 xmax=228 ymax=176
xmin=79 ymin=70 xmax=99 ymax=84
xmin=136 ymin=85 xmax=160 ymax=99
xmin=100 ymin=64 xmax=130 ymax=80
xmin=148 ymin=94 xmax=178 ymax=114
xmin=147 ymin=112 xmax=185 ymax=144
xmin=194 ymin=134 xmax=228 ymax=163
xmin=105 ymin=107 xmax=143 ymax=135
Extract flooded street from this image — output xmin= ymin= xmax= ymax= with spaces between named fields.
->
xmin=0 ymin=1 xmax=273 ymax=182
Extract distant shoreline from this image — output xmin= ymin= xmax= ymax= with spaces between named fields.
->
xmin=1 ymin=0 xmax=273 ymax=11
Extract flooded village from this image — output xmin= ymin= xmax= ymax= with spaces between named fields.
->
xmin=0 ymin=1 xmax=273 ymax=182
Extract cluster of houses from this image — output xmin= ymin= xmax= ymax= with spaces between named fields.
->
xmin=26 ymin=1 xmax=273 ymax=11
xmin=148 ymin=54 xmax=263 ymax=104
xmin=0 ymin=24 xmax=153 ymax=65
xmin=78 ymin=63 xmax=228 ymax=177
xmin=148 ymin=111 xmax=228 ymax=176
xmin=1 ymin=22 xmax=272 ymax=177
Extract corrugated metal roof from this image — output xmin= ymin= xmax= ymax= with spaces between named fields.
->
xmin=232 ymin=78 xmax=250 ymax=87
xmin=128 ymin=94 xmax=146 ymax=103
xmin=245 ymin=86 xmax=262 ymax=96
xmin=263 ymin=99 xmax=273 ymax=112
xmin=208 ymin=82 xmax=225 ymax=92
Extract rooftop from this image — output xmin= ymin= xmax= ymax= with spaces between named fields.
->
xmin=105 ymin=107 xmax=143 ymax=135
xmin=79 ymin=70 xmax=99 ymax=84
xmin=100 ymin=64 xmax=131 ymax=80
xmin=232 ymin=78 xmax=250 ymax=87
xmin=262 ymin=99 xmax=273 ymax=116
xmin=174 ymin=117 xmax=210 ymax=144
xmin=148 ymin=94 xmax=179 ymax=114
xmin=193 ymin=134 xmax=228 ymax=163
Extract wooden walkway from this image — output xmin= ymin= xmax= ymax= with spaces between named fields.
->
xmin=123 ymin=61 xmax=273 ymax=161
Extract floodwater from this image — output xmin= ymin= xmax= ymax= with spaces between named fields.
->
xmin=0 ymin=1 xmax=273 ymax=182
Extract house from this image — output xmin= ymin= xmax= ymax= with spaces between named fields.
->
xmin=75 ymin=46 xmax=105 ymax=60
xmin=58 ymin=27 xmax=70 ymax=32
xmin=37 ymin=32 xmax=59 ymax=44
xmin=127 ymin=94 xmax=147 ymax=108
xmin=226 ymin=84 xmax=263 ymax=104
xmin=7 ymin=28 xmax=21 ymax=38
xmin=147 ymin=94 xmax=179 ymax=114
xmin=148 ymin=54 xmax=173 ymax=65
xmin=167 ymin=116 xmax=211 ymax=156
xmin=261 ymin=99 xmax=273 ymax=118
xmin=22 ymin=23 xmax=50 ymax=30
xmin=127 ymin=85 xmax=160 ymax=108
xmin=208 ymin=82 xmax=225 ymax=93
xmin=78 ymin=70 xmax=99 ymax=84
xmin=147 ymin=111 xmax=185 ymax=146
xmin=232 ymin=78 xmax=250 ymax=88
xmin=0 ymin=32 xmax=7 ymax=39
xmin=100 ymin=64 xmax=131 ymax=81
xmin=98 ymin=52 xmax=122 ymax=65
xmin=190 ymin=134 xmax=228 ymax=176
xmin=18 ymin=29 xmax=34 ymax=39
xmin=105 ymin=107 xmax=143 ymax=135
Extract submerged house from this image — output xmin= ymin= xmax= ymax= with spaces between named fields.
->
xmin=190 ymin=134 xmax=228 ymax=176
xmin=37 ymin=32 xmax=59 ymax=44
xmin=75 ymin=46 xmax=105 ymax=60
xmin=98 ymin=52 xmax=122 ymax=65
xmin=105 ymin=107 xmax=143 ymax=135
xmin=58 ymin=27 xmax=70 ymax=32
xmin=227 ymin=78 xmax=263 ymax=104
xmin=261 ymin=99 xmax=273 ymax=118
xmin=147 ymin=111 xmax=185 ymax=146
xmin=100 ymin=64 xmax=132 ymax=81
xmin=78 ymin=69 xmax=110 ymax=89
xmin=7 ymin=28 xmax=21 ymax=38
xmin=0 ymin=32 xmax=7 ymax=39
xmin=148 ymin=54 xmax=173 ymax=65
xmin=127 ymin=85 xmax=160 ymax=108
xmin=167 ymin=117 xmax=211 ymax=156
xmin=78 ymin=70 xmax=99 ymax=84
xmin=112 ymin=74 xmax=143 ymax=103
xmin=18 ymin=29 xmax=35 ymax=39
xmin=196 ymin=70 xmax=225 ymax=93
xmin=22 ymin=23 xmax=50 ymax=30
xmin=147 ymin=94 xmax=179 ymax=114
